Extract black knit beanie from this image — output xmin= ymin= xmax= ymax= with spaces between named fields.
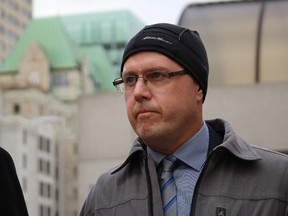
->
xmin=121 ymin=23 xmax=209 ymax=102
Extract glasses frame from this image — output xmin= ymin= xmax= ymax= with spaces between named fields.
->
xmin=112 ymin=69 xmax=189 ymax=92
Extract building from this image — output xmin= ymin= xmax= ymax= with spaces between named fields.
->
xmin=0 ymin=0 xmax=32 ymax=65
xmin=0 ymin=88 xmax=76 ymax=216
xmin=0 ymin=116 xmax=58 ymax=216
xmin=178 ymin=0 xmax=288 ymax=86
xmin=0 ymin=10 xmax=144 ymax=216
xmin=60 ymin=10 xmax=144 ymax=78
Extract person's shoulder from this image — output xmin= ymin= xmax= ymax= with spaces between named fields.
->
xmin=97 ymin=169 xmax=115 ymax=185
xmin=93 ymin=164 xmax=124 ymax=191
xmin=82 ymin=166 xmax=128 ymax=214
xmin=0 ymin=147 xmax=15 ymax=168
xmin=0 ymin=146 xmax=12 ymax=159
xmin=252 ymin=145 xmax=288 ymax=163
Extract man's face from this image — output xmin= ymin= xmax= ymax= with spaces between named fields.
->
xmin=123 ymin=51 xmax=203 ymax=154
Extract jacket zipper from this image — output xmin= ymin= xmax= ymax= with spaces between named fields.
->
xmin=145 ymin=156 xmax=154 ymax=216
xmin=190 ymin=151 xmax=215 ymax=216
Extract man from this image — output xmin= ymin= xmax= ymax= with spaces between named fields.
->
xmin=80 ymin=23 xmax=288 ymax=216
xmin=0 ymin=147 xmax=29 ymax=216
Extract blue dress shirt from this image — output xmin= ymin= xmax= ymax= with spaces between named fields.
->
xmin=148 ymin=122 xmax=209 ymax=216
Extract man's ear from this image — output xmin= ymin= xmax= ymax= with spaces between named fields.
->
xmin=196 ymin=87 xmax=204 ymax=103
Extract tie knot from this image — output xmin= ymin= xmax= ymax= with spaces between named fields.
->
xmin=162 ymin=156 xmax=178 ymax=172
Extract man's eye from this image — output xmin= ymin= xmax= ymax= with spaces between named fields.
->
xmin=124 ymin=76 xmax=136 ymax=85
xmin=147 ymin=72 xmax=165 ymax=80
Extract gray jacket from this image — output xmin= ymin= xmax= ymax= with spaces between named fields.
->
xmin=80 ymin=119 xmax=288 ymax=216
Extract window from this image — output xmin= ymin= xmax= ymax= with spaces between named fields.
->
xmin=22 ymin=177 xmax=27 ymax=192
xmin=21 ymin=8 xmax=31 ymax=19
xmin=39 ymin=104 xmax=44 ymax=115
xmin=73 ymin=187 xmax=78 ymax=199
xmin=47 ymin=184 xmax=51 ymax=198
xmin=23 ymin=130 xmax=27 ymax=144
xmin=38 ymin=136 xmax=51 ymax=153
xmin=38 ymin=136 xmax=43 ymax=150
xmin=14 ymin=103 xmax=20 ymax=114
xmin=39 ymin=181 xmax=44 ymax=196
xmin=0 ymin=26 xmax=5 ymax=34
xmin=28 ymin=72 xmax=39 ymax=85
xmin=51 ymin=73 xmax=69 ymax=87
xmin=39 ymin=205 xmax=51 ymax=216
xmin=39 ymin=181 xmax=52 ymax=199
xmin=8 ymin=30 xmax=18 ymax=41
xmin=46 ymin=139 xmax=50 ymax=153
xmin=22 ymin=154 xmax=27 ymax=169
xmin=0 ymin=9 xmax=5 ymax=18
xmin=55 ymin=166 xmax=59 ymax=180
xmin=55 ymin=188 xmax=59 ymax=201
xmin=38 ymin=159 xmax=50 ymax=175
xmin=38 ymin=159 xmax=43 ymax=172
xmin=73 ymin=165 xmax=78 ymax=178
xmin=47 ymin=161 xmax=50 ymax=175
xmin=40 ymin=205 xmax=44 ymax=216
xmin=74 ymin=143 xmax=78 ymax=154
xmin=8 ymin=1 xmax=17 ymax=11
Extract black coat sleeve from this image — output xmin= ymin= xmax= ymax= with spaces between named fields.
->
xmin=0 ymin=147 xmax=29 ymax=216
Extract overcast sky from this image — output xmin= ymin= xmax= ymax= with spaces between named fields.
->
xmin=33 ymin=0 xmax=214 ymax=25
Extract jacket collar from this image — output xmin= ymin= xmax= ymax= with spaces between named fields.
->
xmin=206 ymin=118 xmax=262 ymax=161
xmin=111 ymin=138 xmax=146 ymax=174
xmin=111 ymin=118 xmax=262 ymax=174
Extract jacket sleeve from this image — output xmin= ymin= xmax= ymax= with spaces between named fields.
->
xmin=0 ymin=147 xmax=29 ymax=216
xmin=79 ymin=189 xmax=95 ymax=216
xmin=79 ymin=170 xmax=114 ymax=216
xmin=79 ymin=197 xmax=90 ymax=216
xmin=79 ymin=172 xmax=110 ymax=216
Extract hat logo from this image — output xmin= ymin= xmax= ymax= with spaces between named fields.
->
xmin=142 ymin=36 xmax=172 ymax=45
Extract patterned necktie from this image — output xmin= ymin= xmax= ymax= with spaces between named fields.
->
xmin=159 ymin=156 xmax=178 ymax=216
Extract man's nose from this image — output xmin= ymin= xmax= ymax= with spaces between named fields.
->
xmin=133 ymin=78 xmax=151 ymax=101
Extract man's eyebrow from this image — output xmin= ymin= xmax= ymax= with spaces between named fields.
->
xmin=145 ymin=66 xmax=168 ymax=72
xmin=123 ymin=67 xmax=168 ymax=75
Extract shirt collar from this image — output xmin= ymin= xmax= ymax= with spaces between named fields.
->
xmin=148 ymin=122 xmax=209 ymax=171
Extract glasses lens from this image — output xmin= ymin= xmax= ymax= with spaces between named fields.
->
xmin=123 ymin=75 xmax=137 ymax=86
xmin=114 ymin=70 xmax=187 ymax=92
xmin=117 ymin=83 xmax=125 ymax=92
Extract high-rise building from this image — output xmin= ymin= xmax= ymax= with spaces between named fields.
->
xmin=0 ymin=0 xmax=32 ymax=65
xmin=0 ymin=115 xmax=58 ymax=216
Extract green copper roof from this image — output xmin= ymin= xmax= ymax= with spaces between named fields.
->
xmin=0 ymin=10 xmax=144 ymax=92
xmin=81 ymin=45 xmax=115 ymax=92
xmin=0 ymin=17 xmax=79 ymax=73
xmin=60 ymin=10 xmax=144 ymax=45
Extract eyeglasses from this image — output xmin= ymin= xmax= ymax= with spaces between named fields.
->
xmin=112 ymin=70 xmax=189 ymax=92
